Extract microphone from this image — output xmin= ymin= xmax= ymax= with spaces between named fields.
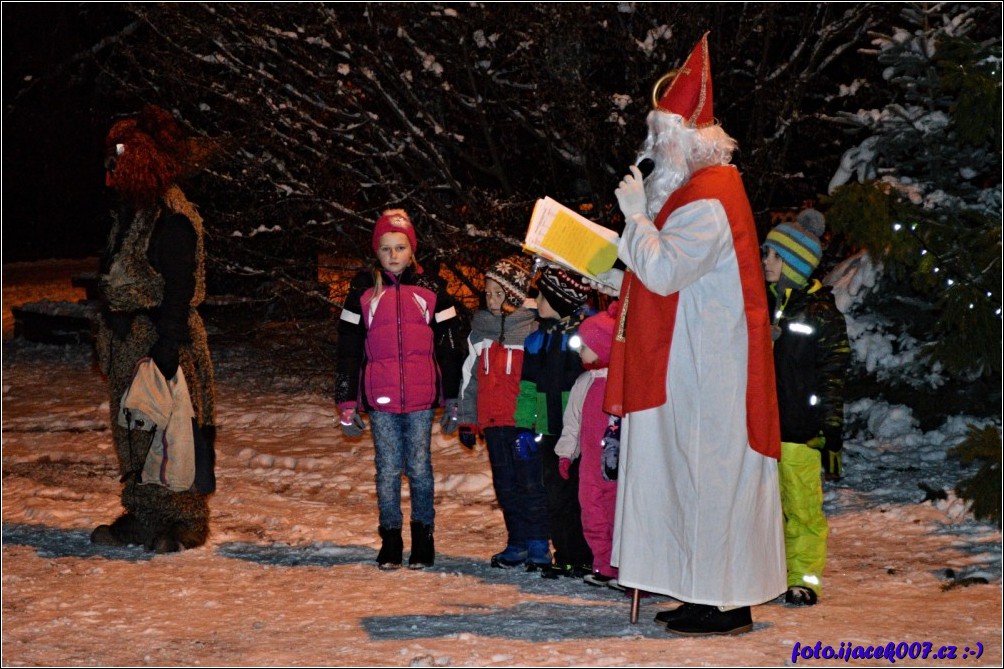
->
xmin=636 ymin=158 xmax=655 ymax=179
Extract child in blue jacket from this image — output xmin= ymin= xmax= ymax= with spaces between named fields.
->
xmin=513 ymin=265 xmax=595 ymax=576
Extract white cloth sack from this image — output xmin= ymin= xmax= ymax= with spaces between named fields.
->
xmin=117 ymin=358 xmax=196 ymax=492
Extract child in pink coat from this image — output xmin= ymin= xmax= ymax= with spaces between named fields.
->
xmin=554 ymin=302 xmax=623 ymax=589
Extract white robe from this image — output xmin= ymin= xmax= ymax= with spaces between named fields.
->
xmin=610 ymin=198 xmax=786 ymax=607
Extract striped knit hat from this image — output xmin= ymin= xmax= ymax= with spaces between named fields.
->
xmin=484 ymin=255 xmax=533 ymax=312
xmin=764 ymin=215 xmax=824 ymax=290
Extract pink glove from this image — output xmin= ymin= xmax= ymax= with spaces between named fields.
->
xmin=558 ymin=457 xmax=572 ymax=480
xmin=338 ymin=403 xmax=365 ymax=438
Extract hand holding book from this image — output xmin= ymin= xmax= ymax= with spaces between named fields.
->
xmin=522 ymin=197 xmax=621 ymax=288
xmin=523 ymin=161 xmax=653 ymax=290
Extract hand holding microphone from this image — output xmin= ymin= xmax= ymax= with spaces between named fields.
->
xmin=616 ymin=158 xmax=654 ymax=221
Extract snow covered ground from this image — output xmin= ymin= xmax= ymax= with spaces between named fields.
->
xmin=2 ymin=259 xmax=1001 ymax=667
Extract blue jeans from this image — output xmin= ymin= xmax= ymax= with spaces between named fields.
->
xmin=369 ymin=409 xmax=435 ymax=529
xmin=485 ymin=426 xmax=549 ymax=547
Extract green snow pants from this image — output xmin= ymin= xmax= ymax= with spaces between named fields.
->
xmin=779 ymin=441 xmax=828 ymax=596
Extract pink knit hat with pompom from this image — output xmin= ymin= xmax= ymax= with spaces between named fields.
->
xmin=372 ymin=209 xmax=417 ymax=255
xmin=577 ymin=301 xmax=618 ymax=365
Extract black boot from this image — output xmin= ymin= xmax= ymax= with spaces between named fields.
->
xmin=377 ymin=526 xmax=403 ymax=570
xmin=654 ymin=602 xmax=701 ymax=625
xmin=785 ymin=586 xmax=818 ymax=606
xmin=408 ymin=521 xmax=434 ymax=569
xmin=90 ymin=524 xmax=124 ymax=546
xmin=664 ymin=604 xmax=753 ymax=636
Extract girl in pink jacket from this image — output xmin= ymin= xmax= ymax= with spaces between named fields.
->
xmin=554 ymin=302 xmax=623 ymax=589
xmin=335 ymin=210 xmax=463 ymax=571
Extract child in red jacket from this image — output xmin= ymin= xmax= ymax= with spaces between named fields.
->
xmin=457 ymin=255 xmax=547 ymax=568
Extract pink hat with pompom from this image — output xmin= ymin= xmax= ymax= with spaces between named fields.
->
xmin=371 ymin=209 xmax=417 ymax=255
xmin=577 ymin=301 xmax=618 ymax=365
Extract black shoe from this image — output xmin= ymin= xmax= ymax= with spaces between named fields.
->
xmin=152 ymin=521 xmax=208 ymax=553
xmin=91 ymin=513 xmax=152 ymax=547
xmin=654 ymin=602 xmax=701 ymax=625
xmin=90 ymin=524 xmax=123 ymax=546
xmin=664 ymin=604 xmax=753 ymax=636
xmin=583 ymin=573 xmax=614 ymax=587
xmin=540 ymin=563 xmax=591 ymax=579
xmin=376 ymin=526 xmax=403 ymax=570
xmin=785 ymin=586 xmax=818 ymax=606
xmin=408 ymin=521 xmax=435 ymax=569
xmin=538 ymin=558 xmax=570 ymax=574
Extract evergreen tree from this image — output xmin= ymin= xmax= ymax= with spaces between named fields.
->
xmin=949 ymin=425 xmax=1002 ymax=527
xmin=824 ymin=3 xmax=1002 ymax=519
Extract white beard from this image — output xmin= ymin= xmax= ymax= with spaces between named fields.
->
xmin=643 ymin=162 xmax=690 ymax=220
xmin=636 ymin=111 xmax=737 ymax=220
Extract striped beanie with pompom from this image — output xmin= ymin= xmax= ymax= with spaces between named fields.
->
xmin=764 ymin=214 xmax=824 ymax=291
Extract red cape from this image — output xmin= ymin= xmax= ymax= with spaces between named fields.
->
xmin=604 ymin=166 xmax=780 ymax=459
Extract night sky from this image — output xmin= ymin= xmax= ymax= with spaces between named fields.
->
xmin=3 ymin=4 xmax=129 ymax=261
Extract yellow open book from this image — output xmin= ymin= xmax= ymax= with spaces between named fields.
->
xmin=523 ymin=197 xmax=620 ymax=287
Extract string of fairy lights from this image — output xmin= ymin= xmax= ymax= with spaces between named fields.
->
xmin=891 ymin=221 xmax=1002 ymax=318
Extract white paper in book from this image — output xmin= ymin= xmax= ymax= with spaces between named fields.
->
xmin=523 ymin=197 xmax=620 ymax=286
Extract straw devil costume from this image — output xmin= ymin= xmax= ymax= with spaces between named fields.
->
xmin=91 ymin=105 xmax=216 ymax=553
xmin=605 ymin=34 xmax=785 ymax=635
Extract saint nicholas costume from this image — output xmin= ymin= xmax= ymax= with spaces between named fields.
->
xmin=605 ymin=35 xmax=786 ymax=613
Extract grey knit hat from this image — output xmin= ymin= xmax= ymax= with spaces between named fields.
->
xmin=796 ymin=208 xmax=826 ymax=240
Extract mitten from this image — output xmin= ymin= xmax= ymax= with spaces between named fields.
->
xmin=558 ymin=457 xmax=572 ymax=480
xmin=513 ymin=430 xmax=539 ymax=462
xmin=439 ymin=399 xmax=459 ymax=435
xmin=601 ymin=416 xmax=621 ymax=481
xmin=458 ymin=424 xmax=477 ymax=449
xmin=338 ymin=403 xmax=365 ymax=438
xmin=149 ymin=337 xmax=179 ymax=380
